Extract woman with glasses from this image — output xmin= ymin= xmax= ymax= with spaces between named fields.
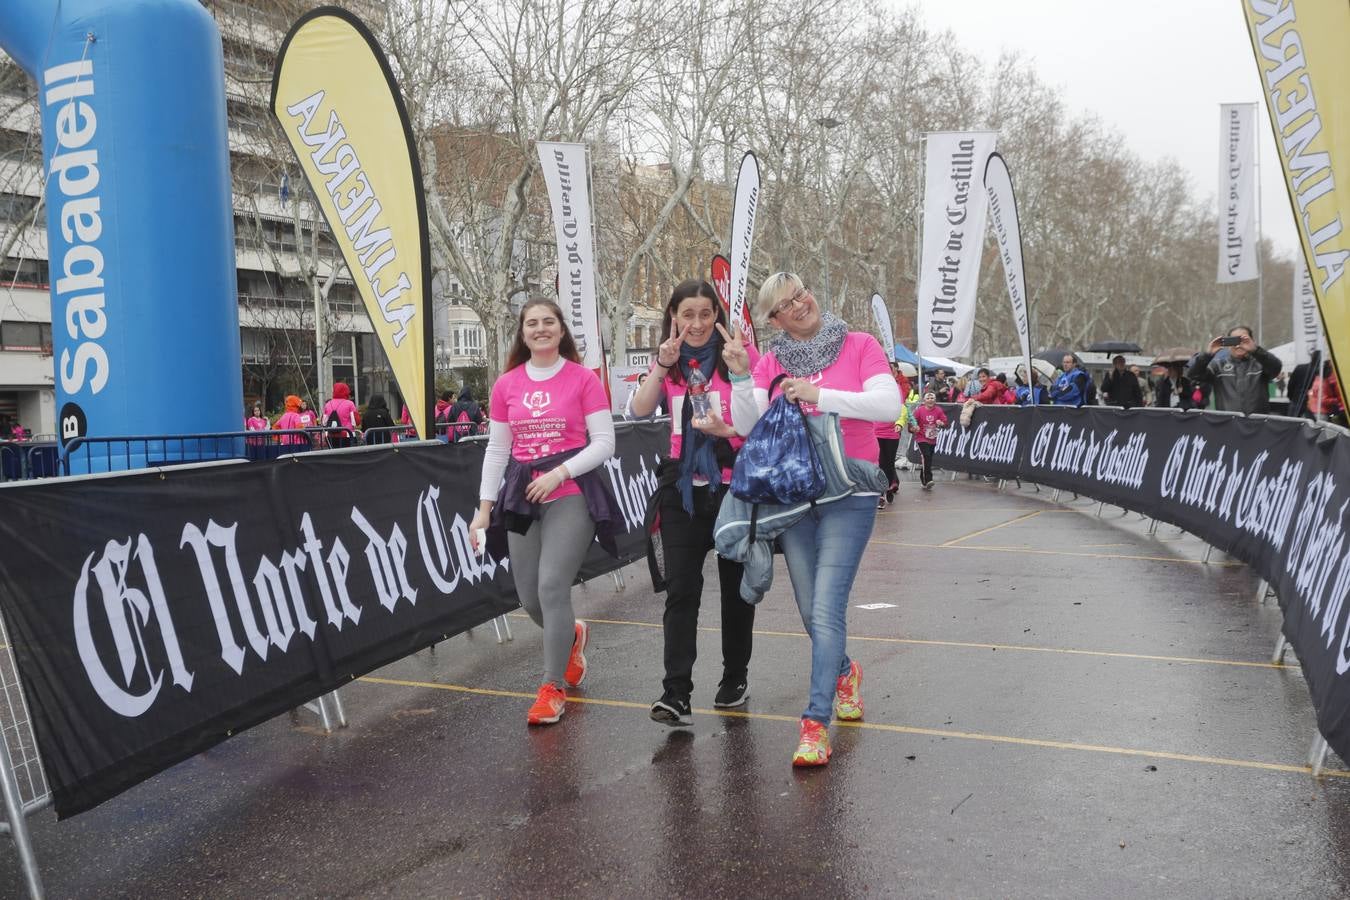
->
xmin=727 ymin=273 xmax=902 ymax=766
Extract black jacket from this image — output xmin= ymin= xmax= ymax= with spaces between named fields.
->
xmin=1186 ymin=347 xmax=1282 ymax=414
xmin=1101 ymin=369 xmax=1143 ymax=408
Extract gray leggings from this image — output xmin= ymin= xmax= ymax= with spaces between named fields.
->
xmin=506 ymin=494 xmax=596 ymax=685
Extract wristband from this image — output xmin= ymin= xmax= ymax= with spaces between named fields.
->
xmin=653 ymin=360 xmax=672 ymax=371
xmin=729 ymin=371 xmax=752 ymax=383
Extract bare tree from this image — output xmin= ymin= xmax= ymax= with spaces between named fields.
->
xmin=594 ymin=0 xmax=758 ymax=356
xmin=387 ymin=0 xmax=655 ymax=372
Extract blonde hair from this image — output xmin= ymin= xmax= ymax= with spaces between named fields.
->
xmin=754 ymin=272 xmax=805 ymax=324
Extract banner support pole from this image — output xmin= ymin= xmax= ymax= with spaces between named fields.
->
xmin=1310 ymin=734 xmax=1331 ymax=778
xmin=1255 ymin=102 xmax=1265 ymax=345
xmin=0 ymin=730 xmax=43 ymax=899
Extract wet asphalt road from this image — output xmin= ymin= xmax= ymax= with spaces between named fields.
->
xmin=7 ymin=475 xmax=1350 ymax=898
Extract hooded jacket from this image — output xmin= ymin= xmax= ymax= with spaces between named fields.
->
xmin=273 ymin=395 xmax=306 ymax=444
xmin=323 ymin=382 xmax=359 ymax=429
xmin=362 ymin=394 xmax=395 ymax=440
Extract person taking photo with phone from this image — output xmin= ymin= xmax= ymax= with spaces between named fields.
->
xmin=1185 ymin=325 xmax=1282 ymax=414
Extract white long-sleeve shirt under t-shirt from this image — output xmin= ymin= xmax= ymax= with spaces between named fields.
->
xmin=730 ymin=332 xmax=902 ymax=465
xmin=478 ymin=357 xmax=617 ymax=502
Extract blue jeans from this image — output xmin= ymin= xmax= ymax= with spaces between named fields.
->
xmin=778 ymin=493 xmax=878 ymax=724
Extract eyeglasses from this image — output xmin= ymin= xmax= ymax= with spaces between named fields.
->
xmin=769 ymin=287 xmax=810 ymax=318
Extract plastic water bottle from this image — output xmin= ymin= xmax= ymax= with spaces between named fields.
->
xmin=687 ymin=360 xmax=711 ymax=418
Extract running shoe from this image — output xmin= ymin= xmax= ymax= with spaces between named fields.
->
xmin=792 ymin=718 xmax=831 ymax=767
xmin=650 ymin=695 xmax=692 ymax=726
xmin=527 ymin=682 xmax=567 ymax=725
xmin=833 ymin=659 xmax=864 ymax=721
xmin=564 ymin=620 xmax=589 ymax=687
xmin=877 ymin=497 xmax=888 ymax=510
xmin=714 ymin=679 xmax=750 ymax=708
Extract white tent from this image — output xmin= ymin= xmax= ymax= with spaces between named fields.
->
xmin=1268 ymin=340 xmax=1297 ymax=370
xmin=923 ymin=356 xmax=976 ymax=376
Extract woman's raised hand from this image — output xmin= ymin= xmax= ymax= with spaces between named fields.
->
xmin=657 ymin=322 xmax=685 ymax=368
xmin=716 ymin=323 xmax=749 ymax=376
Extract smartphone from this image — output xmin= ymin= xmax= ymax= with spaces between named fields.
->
xmin=474 ymin=528 xmax=487 ymax=557
xmin=1218 ymin=336 xmax=1243 ymax=347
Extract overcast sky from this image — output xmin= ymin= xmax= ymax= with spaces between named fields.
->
xmin=906 ymin=0 xmax=1299 ymax=257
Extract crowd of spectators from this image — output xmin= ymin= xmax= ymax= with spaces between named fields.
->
xmin=918 ymin=323 xmax=1327 ymax=420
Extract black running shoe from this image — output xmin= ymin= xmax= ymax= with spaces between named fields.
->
xmin=713 ymin=679 xmax=749 ymax=708
xmin=650 ymin=696 xmax=692 ymax=726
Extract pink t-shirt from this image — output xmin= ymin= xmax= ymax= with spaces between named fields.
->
xmin=873 ymin=419 xmax=898 ymax=440
xmin=663 ymin=347 xmax=760 ymax=478
xmin=753 ymin=332 xmax=891 ymax=463
xmin=322 ymin=398 xmax=358 ymax=429
xmin=911 ymin=404 xmax=948 ymax=444
xmin=246 ymin=416 xmax=268 ymax=431
xmin=273 ymin=410 xmax=306 ymax=445
xmin=491 ymin=360 xmax=610 ymax=502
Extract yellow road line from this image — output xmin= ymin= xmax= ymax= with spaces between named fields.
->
xmin=892 ymin=506 xmax=1078 ymax=514
xmin=540 ymin=615 xmax=1294 ymax=671
xmin=357 ymin=676 xmax=1348 ymax=779
xmin=869 ymin=538 xmax=1245 ymax=567
xmin=940 ymin=510 xmax=1044 ymax=547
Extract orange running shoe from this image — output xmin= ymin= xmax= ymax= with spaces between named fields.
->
xmin=564 ymin=620 xmax=590 ymax=687
xmin=792 ymin=718 xmax=831 ymax=767
xmin=834 ymin=659 xmax=863 ymax=721
xmin=527 ymin=682 xmax=567 ymax=725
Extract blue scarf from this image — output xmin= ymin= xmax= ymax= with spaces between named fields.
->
xmin=677 ymin=338 xmax=723 ymax=514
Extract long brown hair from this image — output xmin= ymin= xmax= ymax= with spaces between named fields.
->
xmin=660 ymin=279 xmax=730 ymax=385
xmin=504 ymin=298 xmax=581 ymax=371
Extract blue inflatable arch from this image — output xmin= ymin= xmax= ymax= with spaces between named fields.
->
xmin=0 ymin=0 xmax=242 ymax=462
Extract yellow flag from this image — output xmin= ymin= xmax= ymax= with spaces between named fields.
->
xmin=1242 ymin=1 xmax=1350 ymax=383
xmin=272 ymin=8 xmax=431 ymax=438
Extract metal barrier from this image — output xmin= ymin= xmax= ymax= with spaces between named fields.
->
xmin=0 ymin=607 xmax=51 ymax=898
xmin=0 ymin=445 xmax=23 ymax=483
xmin=0 ymin=444 xmax=59 ymax=484
xmin=359 ymin=424 xmax=419 ymax=445
xmin=60 ymin=430 xmax=316 ymax=475
xmin=433 ymin=421 xmax=487 ymax=442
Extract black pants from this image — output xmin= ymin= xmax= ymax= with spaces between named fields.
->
xmin=917 ymin=442 xmax=935 ymax=485
xmin=878 ymin=437 xmax=899 ymax=498
xmin=659 ymin=484 xmax=755 ymax=700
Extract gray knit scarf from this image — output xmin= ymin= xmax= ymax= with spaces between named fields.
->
xmin=768 ymin=311 xmax=849 ymax=376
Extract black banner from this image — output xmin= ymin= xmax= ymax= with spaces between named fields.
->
xmin=914 ymin=404 xmax=1350 ymax=765
xmin=0 ymin=422 xmax=665 ymax=818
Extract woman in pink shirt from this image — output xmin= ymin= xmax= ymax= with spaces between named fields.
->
xmin=272 ymin=395 xmax=306 ymax=445
xmin=628 ymin=279 xmax=760 ymax=726
xmin=245 ymin=403 xmax=269 ymax=432
xmin=322 ymin=382 xmax=359 ymax=448
xmin=469 ymin=299 xmax=617 ymax=727
xmin=908 ymin=390 xmax=951 ymax=489
xmin=729 ymin=272 xmax=901 ymax=767
xmin=297 ymin=398 xmax=319 ymax=430
xmin=245 ymin=403 xmax=269 ymax=447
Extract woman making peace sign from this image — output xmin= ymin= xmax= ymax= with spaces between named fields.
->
xmin=629 ymin=279 xmax=759 ymax=726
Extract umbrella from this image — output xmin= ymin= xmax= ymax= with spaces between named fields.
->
xmin=1086 ymin=340 xmax=1143 ymax=354
xmin=1034 ymin=348 xmax=1073 ymax=368
xmin=1151 ymin=347 xmax=1196 ymax=366
xmin=1021 ymin=358 xmax=1057 ymax=380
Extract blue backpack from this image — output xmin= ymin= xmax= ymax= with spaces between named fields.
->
xmin=731 ymin=375 xmax=825 ymax=504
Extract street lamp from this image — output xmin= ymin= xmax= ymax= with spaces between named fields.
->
xmin=815 ymin=116 xmax=844 ymax=313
